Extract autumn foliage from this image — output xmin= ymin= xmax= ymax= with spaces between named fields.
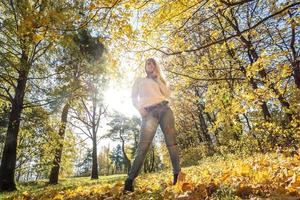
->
xmin=0 ymin=0 xmax=300 ymax=199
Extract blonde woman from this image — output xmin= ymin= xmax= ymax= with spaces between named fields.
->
xmin=123 ymin=58 xmax=181 ymax=193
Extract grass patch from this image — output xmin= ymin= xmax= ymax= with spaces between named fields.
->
xmin=1 ymin=150 xmax=300 ymax=199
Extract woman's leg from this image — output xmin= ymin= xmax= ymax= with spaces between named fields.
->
xmin=159 ymin=106 xmax=181 ymax=175
xmin=127 ymin=113 xmax=159 ymax=180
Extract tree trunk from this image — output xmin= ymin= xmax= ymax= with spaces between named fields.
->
xmin=293 ymin=63 xmax=300 ymax=89
xmin=143 ymin=158 xmax=148 ymax=173
xmin=194 ymin=91 xmax=214 ymax=155
xmin=204 ymin=112 xmax=221 ymax=146
xmin=150 ymin=145 xmax=155 ymax=172
xmin=91 ymin=134 xmax=98 ymax=179
xmin=49 ymin=102 xmax=70 ymax=184
xmin=0 ymin=52 xmax=30 ymax=191
xmin=16 ymin=171 xmax=21 ymax=182
xmin=120 ymin=135 xmax=131 ymax=174
xmin=106 ymin=147 xmax=110 ymax=175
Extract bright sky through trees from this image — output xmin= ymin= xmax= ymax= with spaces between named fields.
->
xmin=1 ymin=0 xmax=300 ymax=198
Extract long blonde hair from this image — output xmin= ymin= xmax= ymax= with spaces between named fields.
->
xmin=145 ymin=58 xmax=167 ymax=85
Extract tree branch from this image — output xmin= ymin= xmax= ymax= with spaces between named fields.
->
xmin=139 ymin=2 xmax=300 ymax=56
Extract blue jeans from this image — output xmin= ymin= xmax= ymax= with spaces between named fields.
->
xmin=127 ymin=103 xmax=181 ymax=180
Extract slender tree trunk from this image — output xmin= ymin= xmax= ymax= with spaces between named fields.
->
xmin=0 ymin=52 xmax=30 ymax=191
xmin=120 ymin=135 xmax=131 ymax=174
xmin=16 ymin=171 xmax=21 ymax=182
xmin=106 ymin=147 xmax=110 ymax=175
xmin=194 ymin=90 xmax=214 ymax=155
xmin=35 ymin=172 xmax=40 ymax=181
xmin=91 ymin=134 xmax=98 ymax=179
xmin=150 ymin=145 xmax=155 ymax=172
xmin=189 ymin=111 xmax=204 ymax=144
xmin=26 ymin=171 xmax=30 ymax=182
xmin=49 ymin=102 xmax=70 ymax=184
xmin=143 ymin=158 xmax=148 ymax=173
xmin=204 ymin=112 xmax=221 ymax=146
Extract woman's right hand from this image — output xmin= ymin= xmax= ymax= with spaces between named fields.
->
xmin=150 ymin=69 xmax=159 ymax=80
xmin=138 ymin=108 xmax=148 ymax=117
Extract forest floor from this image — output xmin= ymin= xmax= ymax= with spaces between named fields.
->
xmin=2 ymin=150 xmax=300 ymax=200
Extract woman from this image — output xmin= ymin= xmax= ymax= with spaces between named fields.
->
xmin=123 ymin=58 xmax=181 ymax=193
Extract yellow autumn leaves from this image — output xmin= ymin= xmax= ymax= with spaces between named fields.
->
xmin=9 ymin=149 xmax=300 ymax=199
xmin=163 ymin=150 xmax=300 ymax=199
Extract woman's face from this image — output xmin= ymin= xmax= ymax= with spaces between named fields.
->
xmin=145 ymin=60 xmax=156 ymax=73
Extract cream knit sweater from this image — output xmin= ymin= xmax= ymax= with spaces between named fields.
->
xmin=131 ymin=77 xmax=171 ymax=110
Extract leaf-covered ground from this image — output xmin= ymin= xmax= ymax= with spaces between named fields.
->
xmin=2 ymin=150 xmax=300 ymax=200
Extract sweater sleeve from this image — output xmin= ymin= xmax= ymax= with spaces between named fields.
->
xmin=156 ymin=78 xmax=171 ymax=98
xmin=131 ymin=78 xmax=141 ymax=110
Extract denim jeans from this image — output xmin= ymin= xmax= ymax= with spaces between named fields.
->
xmin=127 ymin=103 xmax=181 ymax=180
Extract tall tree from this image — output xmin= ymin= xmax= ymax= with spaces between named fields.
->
xmin=104 ymin=112 xmax=140 ymax=174
xmin=0 ymin=0 xmax=126 ymax=190
xmin=69 ymin=72 xmax=108 ymax=179
xmin=48 ymin=28 xmax=106 ymax=184
xmin=0 ymin=0 xmax=83 ymax=191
